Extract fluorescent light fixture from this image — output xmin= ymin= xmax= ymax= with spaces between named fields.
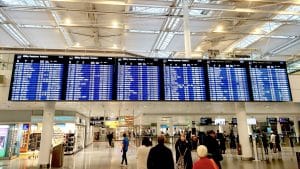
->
xmin=128 ymin=29 xmax=160 ymax=34
xmin=18 ymin=24 xmax=57 ymax=29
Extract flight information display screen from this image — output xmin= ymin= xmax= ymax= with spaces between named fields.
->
xmin=117 ymin=58 xmax=160 ymax=100
xmin=207 ymin=60 xmax=250 ymax=101
xmin=66 ymin=56 xmax=114 ymax=101
xmin=249 ymin=61 xmax=291 ymax=101
xmin=163 ymin=59 xmax=207 ymax=101
xmin=9 ymin=55 xmax=65 ymax=101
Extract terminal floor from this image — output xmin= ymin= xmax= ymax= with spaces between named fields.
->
xmin=0 ymin=142 xmax=298 ymax=169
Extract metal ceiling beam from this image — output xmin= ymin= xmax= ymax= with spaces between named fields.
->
xmin=1 ymin=2 xmax=300 ymax=16
xmin=0 ymin=47 xmax=143 ymax=57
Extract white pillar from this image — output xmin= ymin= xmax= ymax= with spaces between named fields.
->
xmin=38 ymin=102 xmax=55 ymax=166
xmin=235 ymin=103 xmax=252 ymax=160
xmin=169 ymin=119 xmax=174 ymax=136
xmin=183 ymin=0 xmax=192 ymax=57
xmin=292 ymin=116 xmax=299 ymax=142
xmin=157 ymin=122 xmax=161 ymax=136
xmin=218 ymin=125 xmax=224 ymax=133
xmin=276 ymin=116 xmax=282 ymax=134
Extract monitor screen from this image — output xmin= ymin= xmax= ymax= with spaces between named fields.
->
xmin=249 ymin=61 xmax=292 ymax=101
xmin=247 ymin=118 xmax=257 ymax=125
xmin=267 ymin=117 xmax=277 ymax=124
xmin=9 ymin=55 xmax=65 ymax=101
xmin=163 ymin=59 xmax=207 ymax=101
xmin=207 ymin=60 xmax=250 ymax=101
xmin=200 ymin=117 xmax=212 ymax=125
xmin=232 ymin=118 xmax=237 ymax=125
xmin=279 ymin=117 xmax=289 ymax=124
xmin=65 ymin=56 xmax=114 ymax=101
xmin=117 ymin=58 xmax=161 ymax=100
xmin=215 ymin=118 xmax=226 ymax=125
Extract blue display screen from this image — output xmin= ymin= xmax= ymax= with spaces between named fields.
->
xmin=9 ymin=55 xmax=65 ymax=101
xmin=163 ymin=59 xmax=206 ymax=101
xmin=117 ymin=58 xmax=160 ymax=100
xmin=65 ymin=56 xmax=114 ymax=101
xmin=207 ymin=60 xmax=250 ymax=101
xmin=249 ymin=61 xmax=291 ymax=101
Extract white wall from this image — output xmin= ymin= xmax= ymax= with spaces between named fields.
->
xmin=289 ymin=75 xmax=300 ymax=102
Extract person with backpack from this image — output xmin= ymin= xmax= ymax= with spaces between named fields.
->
xmin=175 ymin=134 xmax=193 ymax=169
xmin=121 ymin=133 xmax=129 ymax=166
xmin=193 ymin=145 xmax=219 ymax=169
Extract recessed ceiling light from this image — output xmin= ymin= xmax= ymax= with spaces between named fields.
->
xmin=112 ymin=44 xmax=118 ymax=49
xmin=65 ymin=18 xmax=72 ymax=25
xmin=112 ymin=21 xmax=119 ymax=28
xmin=74 ymin=42 xmax=80 ymax=47
xmin=214 ymin=25 xmax=223 ymax=32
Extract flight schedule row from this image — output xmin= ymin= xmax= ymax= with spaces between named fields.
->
xmin=9 ymin=55 xmax=292 ymax=102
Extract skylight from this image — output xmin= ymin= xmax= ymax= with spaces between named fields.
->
xmin=0 ymin=0 xmax=45 ymax=7
xmin=287 ymin=60 xmax=300 ymax=73
xmin=225 ymin=5 xmax=300 ymax=52
xmin=130 ymin=6 xmax=169 ymax=15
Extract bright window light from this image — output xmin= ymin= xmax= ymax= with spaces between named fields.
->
xmin=130 ymin=6 xmax=168 ymax=15
xmin=1 ymin=0 xmax=45 ymax=7
xmin=226 ymin=5 xmax=300 ymax=51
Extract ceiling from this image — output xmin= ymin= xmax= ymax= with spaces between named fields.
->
xmin=0 ymin=0 xmax=300 ymax=60
xmin=1 ymin=0 xmax=300 ymax=123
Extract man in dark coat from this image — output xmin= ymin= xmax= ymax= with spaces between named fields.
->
xmin=205 ymin=130 xmax=223 ymax=169
xmin=147 ymin=135 xmax=174 ymax=169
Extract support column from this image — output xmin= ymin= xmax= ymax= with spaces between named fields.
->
xmin=183 ymin=0 xmax=192 ymax=57
xmin=276 ymin=116 xmax=282 ymax=134
xmin=218 ymin=125 xmax=224 ymax=133
xmin=292 ymin=116 xmax=299 ymax=143
xmin=169 ymin=119 xmax=174 ymax=137
xmin=38 ymin=102 xmax=55 ymax=167
xmin=157 ymin=122 xmax=161 ymax=136
xmin=235 ymin=103 xmax=252 ymax=160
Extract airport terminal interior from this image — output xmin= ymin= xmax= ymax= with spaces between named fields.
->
xmin=1 ymin=0 xmax=300 ymax=169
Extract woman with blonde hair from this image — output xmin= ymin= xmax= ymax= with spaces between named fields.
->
xmin=193 ymin=145 xmax=219 ymax=169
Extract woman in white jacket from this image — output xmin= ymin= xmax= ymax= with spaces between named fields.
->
xmin=137 ymin=137 xmax=152 ymax=169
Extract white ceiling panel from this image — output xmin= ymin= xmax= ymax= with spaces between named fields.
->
xmin=166 ymin=35 xmax=204 ymax=51
xmin=278 ymin=42 xmax=300 ymax=55
xmin=270 ymin=25 xmax=300 ymax=36
xmin=189 ymin=20 xmax=216 ymax=32
xmin=126 ymin=17 xmax=164 ymax=31
xmin=21 ymin=28 xmax=67 ymax=48
xmin=0 ymin=28 xmax=21 ymax=47
xmin=5 ymin=10 xmax=55 ymax=26
xmin=249 ymin=37 xmax=290 ymax=54
xmin=124 ymin=32 xmax=158 ymax=51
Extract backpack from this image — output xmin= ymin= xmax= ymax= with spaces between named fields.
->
xmin=176 ymin=147 xmax=187 ymax=169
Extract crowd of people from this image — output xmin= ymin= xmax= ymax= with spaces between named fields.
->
xmin=119 ymin=130 xmax=223 ymax=169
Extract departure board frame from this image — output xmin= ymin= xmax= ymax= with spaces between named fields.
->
xmin=8 ymin=54 xmax=67 ymax=101
xmin=8 ymin=54 xmax=293 ymax=102
xmin=248 ymin=61 xmax=292 ymax=102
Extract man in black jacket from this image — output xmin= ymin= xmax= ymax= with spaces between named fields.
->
xmin=205 ymin=130 xmax=223 ymax=169
xmin=147 ymin=135 xmax=174 ymax=169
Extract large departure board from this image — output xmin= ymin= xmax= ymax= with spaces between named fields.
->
xmin=249 ymin=61 xmax=291 ymax=101
xmin=117 ymin=58 xmax=160 ymax=100
xmin=207 ymin=60 xmax=250 ymax=101
xmin=164 ymin=59 xmax=206 ymax=101
xmin=66 ymin=56 xmax=114 ymax=101
xmin=9 ymin=55 xmax=65 ymax=101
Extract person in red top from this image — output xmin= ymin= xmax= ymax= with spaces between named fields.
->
xmin=193 ymin=145 xmax=219 ymax=169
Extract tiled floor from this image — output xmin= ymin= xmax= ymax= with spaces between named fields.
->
xmin=0 ymin=142 xmax=298 ymax=169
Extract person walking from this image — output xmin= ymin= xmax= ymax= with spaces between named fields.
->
xmin=136 ymin=137 xmax=151 ymax=169
xmin=205 ymin=130 xmax=223 ymax=169
xmin=216 ymin=130 xmax=226 ymax=154
xmin=261 ymin=132 xmax=269 ymax=154
xmin=270 ymin=131 xmax=276 ymax=152
xmin=121 ymin=133 xmax=129 ymax=166
xmin=193 ymin=145 xmax=219 ymax=169
xmin=175 ymin=134 xmax=193 ymax=169
xmin=275 ymin=131 xmax=281 ymax=152
xmin=147 ymin=135 xmax=174 ymax=169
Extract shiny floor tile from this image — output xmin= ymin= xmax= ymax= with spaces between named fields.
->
xmin=0 ymin=142 xmax=298 ymax=169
